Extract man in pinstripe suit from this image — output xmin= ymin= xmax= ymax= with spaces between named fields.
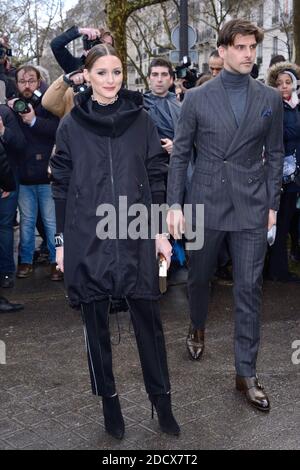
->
xmin=167 ymin=19 xmax=284 ymax=412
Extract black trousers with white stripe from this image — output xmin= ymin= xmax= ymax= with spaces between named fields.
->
xmin=80 ymin=299 xmax=171 ymax=397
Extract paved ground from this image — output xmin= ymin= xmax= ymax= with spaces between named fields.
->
xmin=0 ymin=264 xmax=299 ymax=450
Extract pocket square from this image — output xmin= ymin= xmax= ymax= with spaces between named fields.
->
xmin=261 ymin=108 xmax=272 ymax=117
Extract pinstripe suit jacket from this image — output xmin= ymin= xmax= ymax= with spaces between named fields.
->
xmin=167 ymin=73 xmax=284 ymax=231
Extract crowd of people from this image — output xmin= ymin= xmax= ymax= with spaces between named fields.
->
xmin=0 ymin=18 xmax=300 ymax=440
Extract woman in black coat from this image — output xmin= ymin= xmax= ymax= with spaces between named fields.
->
xmin=50 ymin=44 xmax=179 ymax=440
xmin=267 ymin=62 xmax=300 ymax=281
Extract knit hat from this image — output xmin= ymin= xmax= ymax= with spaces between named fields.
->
xmin=282 ymin=69 xmax=299 ymax=107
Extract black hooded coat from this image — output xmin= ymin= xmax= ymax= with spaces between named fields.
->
xmin=51 ymin=88 xmax=168 ymax=308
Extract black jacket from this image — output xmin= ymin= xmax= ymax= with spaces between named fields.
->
xmin=283 ymin=101 xmax=300 ymax=192
xmin=51 ymin=88 xmax=168 ymax=307
xmin=16 ymin=97 xmax=59 ymax=185
xmin=0 ymin=64 xmax=18 ymax=99
xmin=0 ymin=140 xmax=15 ymax=191
xmin=0 ymin=104 xmax=26 ymax=171
xmin=50 ymin=26 xmax=85 ymax=73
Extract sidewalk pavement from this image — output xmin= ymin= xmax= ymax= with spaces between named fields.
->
xmin=0 ymin=265 xmax=299 ymax=450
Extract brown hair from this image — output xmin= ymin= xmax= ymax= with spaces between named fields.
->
xmin=16 ymin=65 xmax=41 ymax=81
xmin=148 ymin=57 xmax=174 ymax=78
xmin=217 ymin=19 xmax=264 ymax=47
xmin=84 ymin=44 xmax=120 ymax=71
xmin=195 ymin=74 xmax=213 ymax=87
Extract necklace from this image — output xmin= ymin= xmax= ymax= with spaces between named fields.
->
xmin=92 ymin=94 xmax=119 ymax=106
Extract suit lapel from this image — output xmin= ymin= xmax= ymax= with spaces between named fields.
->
xmin=224 ymin=77 xmax=264 ymax=157
xmin=205 ymin=75 xmax=238 ymax=138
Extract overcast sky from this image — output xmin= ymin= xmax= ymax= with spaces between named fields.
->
xmin=63 ymin=0 xmax=78 ymax=12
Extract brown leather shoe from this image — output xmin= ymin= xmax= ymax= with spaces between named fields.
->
xmin=186 ymin=324 xmax=205 ymax=360
xmin=236 ymin=375 xmax=270 ymax=412
xmin=16 ymin=264 xmax=33 ymax=278
xmin=50 ymin=264 xmax=63 ymax=281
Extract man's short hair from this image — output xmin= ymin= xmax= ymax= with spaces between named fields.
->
xmin=16 ymin=65 xmax=41 ymax=81
xmin=269 ymin=55 xmax=286 ymax=67
xmin=148 ymin=58 xmax=173 ymax=77
xmin=217 ymin=19 xmax=264 ymax=47
xmin=209 ymin=50 xmax=220 ymax=59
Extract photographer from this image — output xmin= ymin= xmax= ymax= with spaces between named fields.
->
xmin=50 ymin=25 xmax=114 ymax=73
xmin=7 ymin=65 xmax=60 ymax=281
xmin=0 ymin=35 xmax=18 ymax=102
xmin=42 ymin=69 xmax=85 ymax=118
xmin=0 ymin=104 xmax=26 ymax=288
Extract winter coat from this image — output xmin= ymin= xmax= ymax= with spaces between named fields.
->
xmin=50 ymin=26 xmax=85 ymax=74
xmin=0 ymin=140 xmax=15 ymax=191
xmin=16 ymin=97 xmax=59 ymax=185
xmin=51 ymin=88 xmax=168 ymax=308
xmin=42 ymin=74 xmax=75 ymax=118
xmin=282 ymin=101 xmax=300 ymax=192
xmin=0 ymin=104 xmax=26 ymax=171
xmin=143 ymin=91 xmax=181 ymax=140
xmin=267 ymin=61 xmax=300 ymax=192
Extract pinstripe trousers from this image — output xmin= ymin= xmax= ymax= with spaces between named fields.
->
xmin=188 ymin=228 xmax=267 ymax=377
xmin=80 ymin=299 xmax=171 ymax=397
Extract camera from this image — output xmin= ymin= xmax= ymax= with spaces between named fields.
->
xmin=0 ymin=45 xmax=12 ymax=59
xmin=12 ymin=89 xmax=42 ymax=114
xmin=63 ymin=70 xmax=89 ymax=94
xmin=82 ymin=35 xmax=104 ymax=51
xmin=175 ymin=56 xmax=199 ymax=89
xmin=13 ymin=98 xmax=30 ymax=114
xmin=72 ymin=82 xmax=89 ymax=93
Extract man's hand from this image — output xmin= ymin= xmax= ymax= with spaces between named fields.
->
xmin=155 ymin=235 xmax=172 ymax=268
xmin=1 ymin=191 xmax=10 ymax=199
xmin=167 ymin=209 xmax=185 ymax=239
xmin=20 ymin=104 xmax=36 ymax=126
xmin=6 ymin=98 xmax=17 ymax=110
xmin=69 ymin=72 xmax=85 ymax=86
xmin=268 ymin=209 xmax=277 ymax=230
xmin=56 ymin=247 xmax=64 ymax=273
xmin=161 ymin=138 xmax=173 ymax=155
xmin=0 ymin=116 xmax=5 ymax=137
xmin=78 ymin=27 xmax=101 ymax=39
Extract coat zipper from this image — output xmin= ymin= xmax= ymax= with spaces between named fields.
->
xmin=72 ymin=189 xmax=79 ymax=227
xmin=108 ymin=136 xmax=121 ymax=297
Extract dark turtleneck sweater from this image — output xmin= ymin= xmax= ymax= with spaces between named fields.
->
xmin=221 ymin=69 xmax=250 ymax=127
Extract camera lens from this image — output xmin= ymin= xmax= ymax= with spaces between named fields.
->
xmin=13 ymin=99 xmax=28 ymax=114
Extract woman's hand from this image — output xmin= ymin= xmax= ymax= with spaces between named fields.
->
xmin=155 ymin=235 xmax=172 ymax=269
xmin=56 ymin=246 xmax=64 ymax=273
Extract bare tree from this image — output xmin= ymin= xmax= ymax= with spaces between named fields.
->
xmin=293 ymin=0 xmax=300 ymax=64
xmin=126 ymin=1 xmax=178 ymax=89
xmin=199 ymin=0 xmax=256 ymax=33
xmin=0 ymin=0 xmax=65 ymax=65
xmin=105 ymin=0 xmax=170 ymax=82
xmin=279 ymin=8 xmax=293 ymax=61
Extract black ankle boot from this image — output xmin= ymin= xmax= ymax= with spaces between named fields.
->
xmin=149 ymin=393 xmax=180 ymax=436
xmin=102 ymin=395 xmax=125 ymax=440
